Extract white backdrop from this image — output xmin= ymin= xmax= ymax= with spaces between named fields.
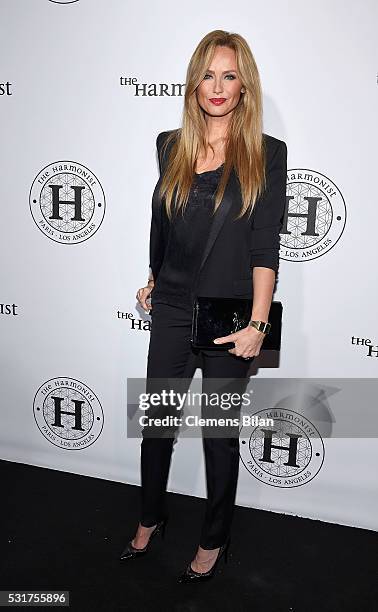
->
xmin=1 ymin=0 xmax=377 ymax=532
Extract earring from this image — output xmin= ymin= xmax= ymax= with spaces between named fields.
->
xmin=241 ymin=88 xmax=246 ymax=93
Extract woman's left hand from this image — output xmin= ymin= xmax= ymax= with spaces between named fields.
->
xmin=213 ymin=325 xmax=266 ymax=359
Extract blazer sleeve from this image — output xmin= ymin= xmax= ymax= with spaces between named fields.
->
xmin=156 ymin=132 xmax=165 ymax=176
xmin=148 ymin=133 xmax=166 ymax=281
xmin=249 ymin=140 xmax=287 ymax=272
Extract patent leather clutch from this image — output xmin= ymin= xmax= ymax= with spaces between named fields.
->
xmin=191 ymin=296 xmax=282 ymax=350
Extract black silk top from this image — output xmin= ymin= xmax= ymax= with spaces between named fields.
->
xmin=150 ymin=163 xmax=224 ymax=310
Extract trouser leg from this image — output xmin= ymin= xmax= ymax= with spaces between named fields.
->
xmin=140 ymin=303 xmax=197 ymax=526
xmin=199 ymin=350 xmax=251 ymax=549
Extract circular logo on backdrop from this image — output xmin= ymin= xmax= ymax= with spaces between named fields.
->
xmin=29 ymin=161 xmax=106 ymax=244
xmin=280 ymin=169 xmax=346 ymax=262
xmin=33 ymin=377 xmax=104 ymax=450
xmin=239 ymin=408 xmax=324 ymax=487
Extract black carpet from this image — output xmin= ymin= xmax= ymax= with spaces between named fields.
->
xmin=1 ymin=459 xmax=376 ymax=612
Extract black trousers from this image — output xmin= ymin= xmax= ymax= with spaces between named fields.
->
xmin=140 ymin=301 xmax=251 ymax=549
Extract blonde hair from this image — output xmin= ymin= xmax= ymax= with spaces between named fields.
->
xmin=158 ymin=29 xmax=266 ymax=221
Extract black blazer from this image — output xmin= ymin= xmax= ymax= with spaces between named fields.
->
xmin=149 ymin=130 xmax=287 ymax=300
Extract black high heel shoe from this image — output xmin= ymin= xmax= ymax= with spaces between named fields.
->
xmin=177 ymin=537 xmax=230 ymax=583
xmin=119 ymin=516 xmax=168 ymax=562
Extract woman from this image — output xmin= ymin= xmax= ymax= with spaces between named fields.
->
xmin=120 ymin=29 xmax=287 ymax=583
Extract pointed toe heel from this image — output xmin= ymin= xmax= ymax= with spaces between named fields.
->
xmin=119 ymin=516 xmax=168 ymax=562
xmin=178 ymin=537 xmax=231 ymax=583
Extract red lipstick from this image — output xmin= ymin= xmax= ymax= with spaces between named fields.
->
xmin=209 ymin=98 xmax=226 ymax=105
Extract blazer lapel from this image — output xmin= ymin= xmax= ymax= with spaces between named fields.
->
xmin=197 ymin=167 xmax=238 ymax=275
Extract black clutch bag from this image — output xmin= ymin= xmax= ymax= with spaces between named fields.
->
xmin=191 ymin=296 xmax=283 ymax=350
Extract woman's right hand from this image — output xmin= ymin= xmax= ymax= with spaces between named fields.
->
xmin=136 ymin=284 xmax=153 ymax=313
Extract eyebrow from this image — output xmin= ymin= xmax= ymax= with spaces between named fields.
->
xmin=205 ymin=69 xmax=237 ymax=74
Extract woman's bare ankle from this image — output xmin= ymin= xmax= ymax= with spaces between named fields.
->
xmin=131 ymin=523 xmax=157 ymax=548
xmin=190 ymin=546 xmax=220 ymax=573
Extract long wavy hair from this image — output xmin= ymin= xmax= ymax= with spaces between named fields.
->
xmin=158 ymin=29 xmax=266 ymax=221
